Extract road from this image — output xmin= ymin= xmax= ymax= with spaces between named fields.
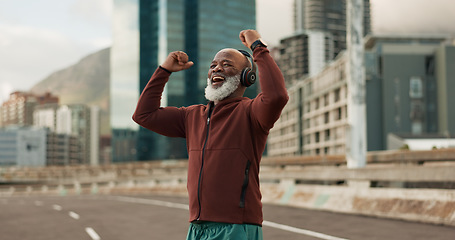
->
xmin=1 ymin=194 xmax=454 ymax=240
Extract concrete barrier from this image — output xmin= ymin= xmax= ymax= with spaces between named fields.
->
xmin=1 ymin=149 xmax=455 ymax=226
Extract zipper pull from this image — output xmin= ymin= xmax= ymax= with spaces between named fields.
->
xmin=207 ymin=117 xmax=210 ymax=125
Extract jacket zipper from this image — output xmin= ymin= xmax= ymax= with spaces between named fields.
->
xmin=196 ymin=102 xmax=214 ymax=220
xmin=239 ymin=160 xmax=251 ymax=208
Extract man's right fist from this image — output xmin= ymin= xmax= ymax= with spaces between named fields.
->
xmin=161 ymin=51 xmax=194 ymax=72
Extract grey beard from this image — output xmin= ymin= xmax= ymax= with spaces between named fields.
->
xmin=205 ymin=74 xmax=241 ymax=102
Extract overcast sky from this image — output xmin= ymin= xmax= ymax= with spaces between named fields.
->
xmin=1 ymin=0 xmax=455 ymax=102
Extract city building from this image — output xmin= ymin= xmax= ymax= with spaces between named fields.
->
xmin=33 ymin=103 xmax=100 ymax=165
xmin=269 ymin=52 xmax=348 ymax=156
xmin=278 ymin=30 xmax=335 ymax=86
xmin=293 ymin=0 xmax=371 ymax=58
xmin=0 ymin=92 xmax=58 ymax=127
xmin=0 ymin=127 xmax=47 ymax=166
xmin=111 ymin=0 xmax=256 ymax=161
xmin=0 ymin=126 xmax=82 ymax=166
xmin=365 ymin=34 xmax=455 ymax=150
xmin=56 ymin=104 xmax=100 ymax=165
xmin=33 ymin=103 xmax=60 ymax=132
xmin=46 ymin=132 xmax=81 ymax=165
xmin=278 ymin=0 xmax=370 ymax=86
xmin=268 ymin=34 xmax=455 ymax=157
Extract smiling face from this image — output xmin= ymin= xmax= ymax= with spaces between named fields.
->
xmin=205 ymin=49 xmax=249 ymax=103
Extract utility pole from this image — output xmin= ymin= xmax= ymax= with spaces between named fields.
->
xmin=346 ymin=0 xmax=367 ymax=168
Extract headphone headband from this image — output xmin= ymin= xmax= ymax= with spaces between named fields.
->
xmin=237 ymin=49 xmax=257 ymax=87
xmin=237 ymin=49 xmax=256 ymax=73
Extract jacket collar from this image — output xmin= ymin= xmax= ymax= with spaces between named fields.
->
xmin=206 ymin=96 xmax=249 ymax=108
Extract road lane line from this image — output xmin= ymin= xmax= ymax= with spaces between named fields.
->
xmin=85 ymin=227 xmax=101 ymax=240
xmin=69 ymin=211 xmax=80 ymax=220
xmin=109 ymin=196 xmax=348 ymax=240
xmin=52 ymin=204 xmax=62 ymax=211
xmin=263 ymin=220 xmax=350 ymax=240
xmin=110 ymin=196 xmax=189 ymax=210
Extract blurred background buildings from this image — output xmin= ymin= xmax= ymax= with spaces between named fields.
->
xmin=110 ymin=0 xmax=256 ymax=162
xmin=0 ymin=0 xmax=454 ymax=166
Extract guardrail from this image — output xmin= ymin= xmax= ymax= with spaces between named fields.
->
xmin=1 ymin=149 xmax=455 ymax=226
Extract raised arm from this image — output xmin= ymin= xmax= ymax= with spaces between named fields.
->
xmin=239 ymin=30 xmax=289 ymax=132
xmin=132 ymin=51 xmax=194 ymax=137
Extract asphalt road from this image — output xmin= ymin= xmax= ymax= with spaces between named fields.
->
xmin=1 ymin=194 xmax=454 ymax=240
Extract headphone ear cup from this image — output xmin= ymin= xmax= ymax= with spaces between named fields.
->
xmin=240 ymin=68 xmax=256 ymax=87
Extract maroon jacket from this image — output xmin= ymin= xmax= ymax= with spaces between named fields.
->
xmin=132 ymin=47 xmax=288 ymax=226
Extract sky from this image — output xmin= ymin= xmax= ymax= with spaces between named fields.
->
xmin=1 ymin=0 xmax=455 ymax=102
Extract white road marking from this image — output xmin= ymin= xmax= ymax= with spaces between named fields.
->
xmin=85 ymin=227 xmax=101 ymax=240
xmin=69 ymin=211 xmax=80 ymax=220
xmin=35 ymin=201 xmax=43 ymax=206
xmin=52 ymin=204 xmax=62 ymax=211
xmin=263 ymin=220 xmax=350 ymax=240
xmin=110 ymin=196 xmax=189 ymax=210
xmin=108 ymin=196 xmax=348 ymax=240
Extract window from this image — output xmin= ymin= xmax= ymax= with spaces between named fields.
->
xmin=334 ymin=88 xmax=340 ymax=102
xmin=324 ymin=112 xmax=329 ymax=124
xmin=324 ymin=94 xmax=329 ymax=106
xmin=336 ymin=107 xmax=342 ymax=120
xmin=315 ymin=132 xmax=320 ymax=143
xmin=325 ymin=129 xmax=330 ymax=141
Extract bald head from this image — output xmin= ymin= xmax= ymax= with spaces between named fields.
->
xmin=214 ymin=48 xmax=251 ymax=70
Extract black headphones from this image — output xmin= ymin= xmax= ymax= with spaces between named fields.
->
xmin=238 ymin=49 xmax=256 ymax=87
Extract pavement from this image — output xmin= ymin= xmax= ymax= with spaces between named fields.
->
xmin=1 ymin=194 xmax=454 ymax=240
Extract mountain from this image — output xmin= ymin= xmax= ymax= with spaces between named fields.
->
xmin=30 ymin=48 xmax=110 ymax=135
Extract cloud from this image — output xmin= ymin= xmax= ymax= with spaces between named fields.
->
xmin=370 ymin=0 xmax=455 ymax=35
xmin=70 ymin=0 xmax=112 ymax=26
xmin=0 ymin=23 xmax=103 ymax=94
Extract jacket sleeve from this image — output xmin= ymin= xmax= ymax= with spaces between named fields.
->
xmin=132 ymin=67 xmax=186 ymax=138
xmin=250 ymin=47 xmax=289 ymax=133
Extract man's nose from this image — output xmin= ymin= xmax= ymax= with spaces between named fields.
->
xmin=213 ymin=64 xmax=223 ymax=72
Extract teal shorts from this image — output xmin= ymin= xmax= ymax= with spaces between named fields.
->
xmin=186 ymin=221 xmax=263 ymax=240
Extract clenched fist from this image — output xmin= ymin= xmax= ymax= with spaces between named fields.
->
xmin=161 ymin=51 xmax=194 ymax=72
xmin=239 ymin=29 xmax=261 ymax=49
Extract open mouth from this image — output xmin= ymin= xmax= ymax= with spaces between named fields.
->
xmin=211 ymin=76 xmax=225 ymax=87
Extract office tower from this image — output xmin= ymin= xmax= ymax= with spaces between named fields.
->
xmin=278 ymin=30 xmax=335 ymax=86
xmin=294 ymin=0 xmax=371 ymax=58
xmin=111 ymin=0 xmax=256 ymax=161
xmin=364 ymin=34 xmax=454 ymax=150
xmin=56 ymin=104 xmax=100 ymax=165
xmin=268 ymin=34 xmax=455 ymax=156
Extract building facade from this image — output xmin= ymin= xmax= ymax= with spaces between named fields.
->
xmin=268 ymin=34 xmax=455 ymax=157
xmin=111 ymin=0 xmax=256 ymax=161
xmin=0 ymin=127 xmax=82 ymax=166
xmin=293 ymin=0 xmax=371 ymax=58
xmin=56 ymin=104 xmax=100 ymax=165
xmin=269 ymin=52 xmax=348 ymax=156
xmin=0 ymin=127 xmax=47 ymax=166
xmin=278 ymin=30 xmax=335 ymax=86
xmin=0 ymin=92 xmax=58 ymax=127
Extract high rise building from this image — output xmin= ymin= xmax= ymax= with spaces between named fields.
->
xmin=278 ymin=0 xmax=370 ymax=86
xmin=268 ymin=34 xmax=455 ymax=156
xmin=278 ymin=30 xmax=335 ymax=86
xmin=56 ymin=104 xmax=100 ymax=165
xmin=293 ymin=0 xmax=371 ymax=58
xmin=111 ymin=0 xmax=256 ymax=162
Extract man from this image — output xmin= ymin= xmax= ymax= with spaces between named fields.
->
xmin=132 ymin=29 xmax=288 ymax=239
